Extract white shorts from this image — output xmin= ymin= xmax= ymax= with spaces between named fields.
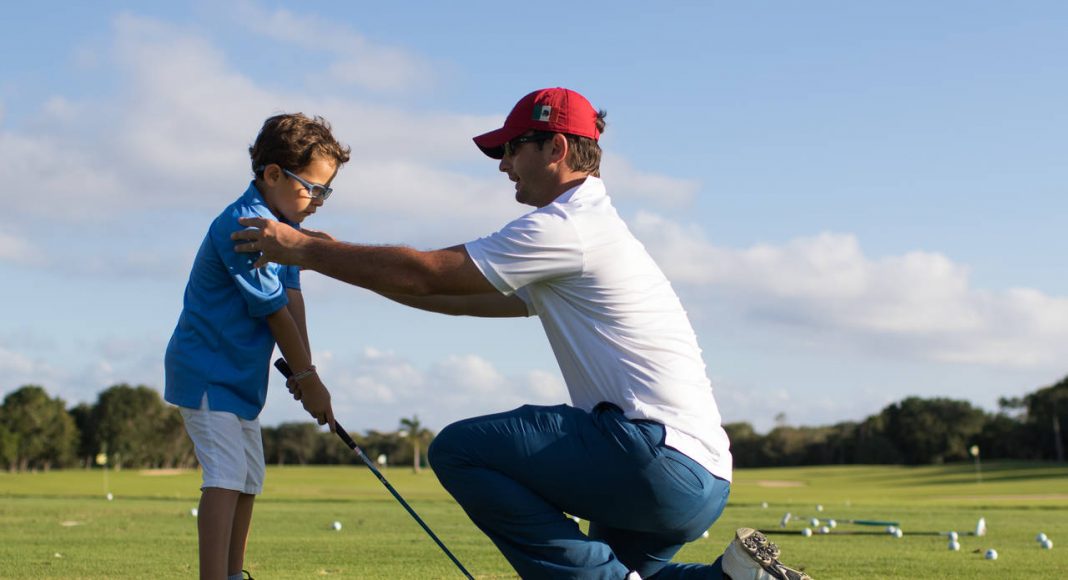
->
xmin=180 ymin=395 xmax=265 ymax=495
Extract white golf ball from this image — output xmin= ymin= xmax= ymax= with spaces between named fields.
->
xmin=761 ymin=501 xmax=768 ymax=509
xmin=702 ymin=530 xmax=709 ymax=539
xmin=810 ymin=518 xmax=820 ymax=527
xmin=893 ymin=528 xmax=904 ymax=538
xmin=819 ymin=526 xmax=830 ymax=535
xmin=1036 ymin=532 xmax=1048 ymax=543
xmin=948 ymin=541 xmax=960 ymax=551
xmin=886 ymin=525 xmax=897 ymax=535
xmin=190 ymin=508 xmax=198 ymax=517
xmin=106 ymin=493 xmax=113 ymax=501
xmin=332 ymin=521 xmax=342 ymax=531
xmin=827 ymin=519 xmax=837 ymax=529
xmin=801 ymin=528 xmax=813 ymax=537
xmin=984 ymin=548 xmax=998 ymax=560
xmin=816 ymin=504 xmax=824 ymax=512
xmin=948 ymin=531 xmax=959 ymax=542
xmin=1041 ymin=539 xmax=1053 ymax=550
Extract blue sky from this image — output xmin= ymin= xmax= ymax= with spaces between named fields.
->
xmin=2 ymin=1 xmax=1065 ymax=434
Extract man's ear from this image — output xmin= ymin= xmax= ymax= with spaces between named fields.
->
xmin=548 ymin=133 xmax=569 ymax=164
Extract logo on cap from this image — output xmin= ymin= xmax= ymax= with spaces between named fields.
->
xmin=532 ymin=105 xmax=552 ymax=122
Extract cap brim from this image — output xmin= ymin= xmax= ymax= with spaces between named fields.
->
xmin=473 ymin=125 xmax=527 ymax=160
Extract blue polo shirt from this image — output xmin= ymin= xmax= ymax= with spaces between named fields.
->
xmin=164 ymin=182 xmax=301 ymax=420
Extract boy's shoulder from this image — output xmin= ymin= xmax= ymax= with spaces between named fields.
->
xmin=210 ymin=183 xmax=272 ymax=234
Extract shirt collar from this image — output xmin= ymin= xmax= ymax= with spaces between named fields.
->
xmin=242 ymin=181 xmax=299 ymax=227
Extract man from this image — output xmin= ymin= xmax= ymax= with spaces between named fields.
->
xmin=233 ymin=88 xmax=811 ymax=579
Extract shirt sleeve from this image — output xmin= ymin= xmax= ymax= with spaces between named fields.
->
xmin=210 ymin=211 xmax=289 ymax=318
xmin=464 ymin=208 xmax=583 ymax=295
xmin=283 ymin=265 xmax=301 ymax=291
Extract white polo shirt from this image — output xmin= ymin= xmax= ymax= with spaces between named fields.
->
xmin=465 ymin=176 xmax=732 ymax=481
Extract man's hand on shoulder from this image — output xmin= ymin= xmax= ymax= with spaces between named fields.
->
xmin=232 ymin=217 xmax=309 ymax=268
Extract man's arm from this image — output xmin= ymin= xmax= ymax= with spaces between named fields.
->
xmin=377 ymin=291 xmax=530 ymax=318
xmin=233 ymin=217 xmax=499 ymax=297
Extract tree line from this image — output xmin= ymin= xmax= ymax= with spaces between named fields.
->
xmin=726 ymin=374 xmax=1067 ymax=467
xmin=0 ymin=384 xmax=432 ymax=472
xmin=1 ymin=375 xmax=1064 ymax=472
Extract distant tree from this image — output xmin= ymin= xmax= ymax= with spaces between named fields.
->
xmin=359 ymin=429 xmax=407 ymax=469
xmin=68 ymin=402 xmax=97 ymax=468
xmin=399 ymin=416 xmax=432 ymax=473
xmin=1023 ymin=375 xmax=1068 ymax=462
xmin=723 ymin=422 xmax=764 ymax=467
xmin=879 ymin=397 xmax=987 ymax=465
xmin=93 ymin=384 xmax=186 ymax=469
xmin=0 ymin=386 xmax=78 ymax=471
xmin=269 ymin=422 xmax=322 ymax=465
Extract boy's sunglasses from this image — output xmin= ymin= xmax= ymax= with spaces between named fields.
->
xmin=281 ymin=169 xmax=333 ymax=202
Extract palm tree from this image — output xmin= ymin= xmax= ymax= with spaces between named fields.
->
xmin=399 ymin=416 xmax=431 ymax=473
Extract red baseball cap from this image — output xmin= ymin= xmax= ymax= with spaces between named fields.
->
xmin=473 ymin=88 xmax=600 ymax=159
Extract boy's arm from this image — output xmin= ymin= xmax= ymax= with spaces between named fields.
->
xmin=266 ymin=306 xmax=335 ymax=431
xmin=286 ymin=288 xmax=312 ymax=355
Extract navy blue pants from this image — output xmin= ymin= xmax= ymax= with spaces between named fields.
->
xmin=429 ymin=403 xmax=730 ymax=579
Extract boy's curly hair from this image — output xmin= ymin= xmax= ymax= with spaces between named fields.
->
xmin=249 ymin=113 xmax=351 ymax=176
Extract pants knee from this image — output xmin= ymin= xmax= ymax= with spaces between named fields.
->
xmin=427 ymin=421 xmax=461 ymax=472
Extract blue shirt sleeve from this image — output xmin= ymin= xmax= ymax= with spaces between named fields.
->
xmin=209 ymin=210 xmax=289 ymax=318
xmin=283 ymin=265 xmax=301 ymax=291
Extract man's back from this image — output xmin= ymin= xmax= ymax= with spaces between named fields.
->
xmin=466 ymin=176 xmax=732 ymax=480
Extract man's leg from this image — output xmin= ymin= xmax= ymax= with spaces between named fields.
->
xmin=429 ymin=403 xmax=725 ymax=579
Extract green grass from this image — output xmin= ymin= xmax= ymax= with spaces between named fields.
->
xmin=1 ymin=462 xmax=1065 ymax=578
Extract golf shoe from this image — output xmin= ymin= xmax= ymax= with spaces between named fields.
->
xmin=721 ymin=527 xmax=812 ymax=580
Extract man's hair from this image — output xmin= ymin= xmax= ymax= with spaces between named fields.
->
xmin=564 ymin=110 xmax=607 ymax=176
xmin=249 ymin=113 xmax=351 ymax=177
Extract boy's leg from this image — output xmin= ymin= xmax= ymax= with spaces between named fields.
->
xmin=228 ymin=493 xmax=255 ymax=576
xmin=181 ymin=398 xmax=264 ymax=580
xmin=198 ymin=487 xmax=240 ymax=579
xmin=429 ymin=403 xmax=726 ymax=580
xmin=227 ymin=414 xmax=265 ymax=576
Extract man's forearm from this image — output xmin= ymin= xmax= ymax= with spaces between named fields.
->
xmin=299 ymin=239 xmax=492 ymax=297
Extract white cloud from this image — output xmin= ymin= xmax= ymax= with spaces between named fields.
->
xmin=0 ymin=231 xmax=45 ymax=266
xmin=601 ymin=154 xmax=700 ymax=207
xmin=633 ymin=212 xmax=1068 ymax=370
xmin=236 ymin=2 xmax=434 ymax=92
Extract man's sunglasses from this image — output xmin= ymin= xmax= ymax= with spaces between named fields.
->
xmin=503 ymin=132 xmax=555 ymax=158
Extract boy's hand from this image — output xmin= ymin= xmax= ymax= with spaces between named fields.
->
xmin=232 ymin=217 xmax=306 ymax=268
xmin=290 ymin=371 xmax=336 ymax=432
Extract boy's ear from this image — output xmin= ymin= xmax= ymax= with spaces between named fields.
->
xmin=262 ymin=163 xmax=283 ymax=183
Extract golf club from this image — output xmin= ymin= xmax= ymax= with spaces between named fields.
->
xmin=781 ymin=512 xmax=899 ymax=528
xmin=765 ymin=517 xmax=986 ymax=538
xmin=274 ymin=358 xmax=473 ymax=579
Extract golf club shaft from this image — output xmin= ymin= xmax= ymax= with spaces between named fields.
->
xmin=763 ymin=528 xmax=975 ymax=537
xmin=791 ymin=515 xmax=899 ymax=527
xmin=274 ymin=358 xmax=473 ymax=579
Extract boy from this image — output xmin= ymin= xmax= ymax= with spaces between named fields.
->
xmin=165 ymin=113 xmax=350 ymax=580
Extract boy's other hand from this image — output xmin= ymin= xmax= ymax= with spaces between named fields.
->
xmin=233 ymin=217 xmax=305 ymax=268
